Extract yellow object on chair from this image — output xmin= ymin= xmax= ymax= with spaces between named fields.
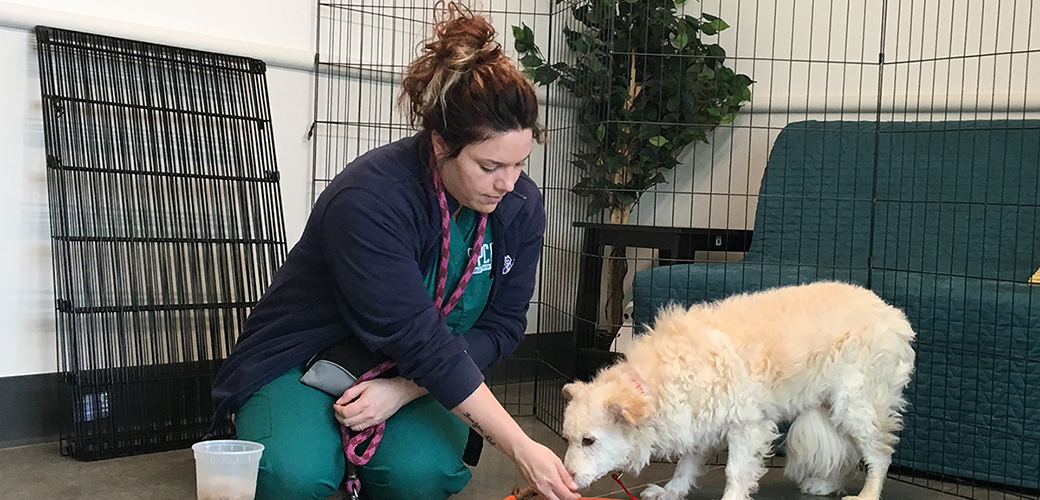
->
xmin=1030 ymin=267 xmax=1040 ymax=284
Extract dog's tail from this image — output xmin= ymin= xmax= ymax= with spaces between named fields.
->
xmin=783 ymin=407 xmax=859 ymax=496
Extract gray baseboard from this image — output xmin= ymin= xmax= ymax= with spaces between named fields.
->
xmin=0 ymin=372 xmax=62 ymax=449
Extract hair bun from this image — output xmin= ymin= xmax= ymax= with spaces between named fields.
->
xmin=399 ymin=1 xmax=543 ymax=153
xmin=429 ymin=2 xmax=502 ymax=73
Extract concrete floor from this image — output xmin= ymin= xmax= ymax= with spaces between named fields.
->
xmin=0 ymin=416 xmax=980 ymax=500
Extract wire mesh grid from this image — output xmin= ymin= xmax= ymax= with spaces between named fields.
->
xmin=876 ymin=2 xmax=1040 ymax=498
xmin=312 ymin=0 xmax=561 ymax=420
xmin=35 ymin=26 xmax=287 ymax=460
xmin=313 ymin=0 xmax=1040 ymax=497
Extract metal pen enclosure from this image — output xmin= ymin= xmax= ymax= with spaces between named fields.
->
xmin=35 ymin=26 xmax=287 ymax=460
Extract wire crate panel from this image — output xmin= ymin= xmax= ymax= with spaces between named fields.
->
xmin=35 ymin=26 xmax=287 ymax=460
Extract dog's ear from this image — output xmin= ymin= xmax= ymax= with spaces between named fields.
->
xmin=562 ymin=382 xmax=584 ymax=401
xmin=605 ymin=383 xmax=651 ymax=425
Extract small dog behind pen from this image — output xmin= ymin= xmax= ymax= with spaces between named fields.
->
xmin=560 ymin=281 xmax=915 ymax=500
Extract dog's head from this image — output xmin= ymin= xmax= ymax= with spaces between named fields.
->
xmin=560 ymin=371 xmax=653 ymax=489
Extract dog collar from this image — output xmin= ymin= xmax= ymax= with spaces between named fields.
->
xmin=629 ymin=375 xmax=645 ymax=395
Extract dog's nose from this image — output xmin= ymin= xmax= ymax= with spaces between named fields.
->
xmin=565 ymin=467 xmax=577 ymax=478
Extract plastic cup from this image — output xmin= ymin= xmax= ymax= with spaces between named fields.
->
xmin=192 ymin=439 xmax=265 ymax=500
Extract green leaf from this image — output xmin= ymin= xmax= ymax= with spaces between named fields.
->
xmin=708 ymin=18 xmax=730 ymax=33
xmin=707 ymin=44 xmax=727 ymax=62
xmin=566 ymin=35 xmax=589 ymax=53
xmin=702 ymin=13 xmax=720 ymax=22
xmin=587 ymin=199 xmax=608 ymax=217
xmin=572 ymin=5 xmax=591 ymax=27
xmin=533 ymin=65 xmax=560 ymax=85
xmin=675 ymin=29 xmax=688 ymax=49
xmin=649 ymin=136 xmax=669 ymax=146
xmin=512 ymin=26 xmax=530 ymax=53
xmin=615 ymin=191 xmax=637 ymax=207
xmin=520 ymin=54 xmax=543 ymax=69
xmin=675 ymin=0 xmax=688 ymax=4
xmin=596 ymin=123 xmax=606 ymax=141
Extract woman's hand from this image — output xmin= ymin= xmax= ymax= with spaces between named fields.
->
xmin=333 ymin=377 xmax=426 ymax=431
xmin=511 ymin=438 xmax=580 ymax=500
xmin=452 ymin=383 xmax=580 ymax=500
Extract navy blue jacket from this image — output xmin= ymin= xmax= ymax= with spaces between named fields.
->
xmin=212 ymin=135 xmax=545 ymax=418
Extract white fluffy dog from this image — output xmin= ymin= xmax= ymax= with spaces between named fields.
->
xmin=561 ymin=282 xmax=915 ymax=500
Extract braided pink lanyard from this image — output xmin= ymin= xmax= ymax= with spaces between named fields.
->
xmin=429 ymin=147 xmax=488 ymax=317
xmin=341 ymin=147 xmax=489 ymax=495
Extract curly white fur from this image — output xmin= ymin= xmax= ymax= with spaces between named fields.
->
xmin=561 ymin=282 xmax=915 ymax=500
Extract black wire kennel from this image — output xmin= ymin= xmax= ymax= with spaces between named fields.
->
xmin=315 ymin=1 xmax=1040 ymax=498
xmin=311 ymin=0 xmax=560 ymax=419
xmin=36 ymin=26 xmax=287 ymax=460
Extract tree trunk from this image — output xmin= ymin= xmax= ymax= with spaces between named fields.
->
xmin=602 ymin=54 xmax=639 ymax=348
xmin=602 ymin=205 xmax=631 ymax=345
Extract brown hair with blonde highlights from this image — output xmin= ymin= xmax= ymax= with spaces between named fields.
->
xmin=400 ymin=1 xmax=544 ymax=158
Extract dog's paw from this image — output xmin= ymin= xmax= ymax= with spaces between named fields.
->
xmin=641 ymin=484 xmax=686 ymax=500
xmin=719 ymin=492 xmax=753 ymax=500
xmin=799 ymin=478 xmax=843 ymax=496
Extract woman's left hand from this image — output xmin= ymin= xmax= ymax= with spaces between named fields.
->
xmin=333 ymin=377 xmax=427 ymax=431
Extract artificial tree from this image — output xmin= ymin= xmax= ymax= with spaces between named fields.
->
xmin=513 ymin=0 xmax=753 ymax=342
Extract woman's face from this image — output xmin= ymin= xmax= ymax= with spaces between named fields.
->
xmin=433 ymin=129 xmax=533 ymax=214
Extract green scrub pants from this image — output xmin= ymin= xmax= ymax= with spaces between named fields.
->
xmin=233 ymin=365 xmax=473 ymax=500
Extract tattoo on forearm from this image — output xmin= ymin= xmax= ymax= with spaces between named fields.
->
xmin=462 ymin=412 xmax=498 ymax=446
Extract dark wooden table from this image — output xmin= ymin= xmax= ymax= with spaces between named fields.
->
xmin=570 ymin=222 xmax=753 ymax=378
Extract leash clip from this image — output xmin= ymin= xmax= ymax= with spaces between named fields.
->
xmin=611 ymin=472 xmax=641 ymax=500
xmin=344 ymin=462 xmax=361 ymax=500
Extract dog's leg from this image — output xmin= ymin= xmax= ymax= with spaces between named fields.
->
xmin=641 ymin=451 xmax=704 ymax=500
xmin=834 ymin=396 xmax=903 ymax=500
xmin=720 ymin=420 xmax=776 ymax=500
xmin=839 ymin=418 xmax=888 ymax=500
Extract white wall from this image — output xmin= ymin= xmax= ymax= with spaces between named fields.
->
xmin=0 ymin=0 xmax=317 ymax=377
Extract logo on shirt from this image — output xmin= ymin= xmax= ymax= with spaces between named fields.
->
xmin=503 ymin=255 xmax=513 ymax=275
xmin=473 ymin=242 xmax=493 ymax=275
